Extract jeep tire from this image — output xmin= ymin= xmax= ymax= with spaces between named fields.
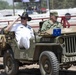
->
xmin=3 ymin=50 xmax=19 ymax=75
xmin=39 ymin=51 xmax=59 ymax=75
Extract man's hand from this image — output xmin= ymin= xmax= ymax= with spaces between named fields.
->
xmin=4 ymin=16 xmax=20 ymax=31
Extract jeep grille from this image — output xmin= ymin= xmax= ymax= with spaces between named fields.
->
xmin=64 ymin=35 xmax=76 ymax=55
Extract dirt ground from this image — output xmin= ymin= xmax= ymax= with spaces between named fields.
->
xmin=0 ymin=57 xmax=40 ymax=75
xmin=0 ymin=57 xmax=76 ymax=75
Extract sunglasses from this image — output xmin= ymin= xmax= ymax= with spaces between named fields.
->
xmin=21 ymin=17 xmax=27 ymax=20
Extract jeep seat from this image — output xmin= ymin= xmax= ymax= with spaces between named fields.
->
xmin=39 ymin=21 xmax=45 ymax=32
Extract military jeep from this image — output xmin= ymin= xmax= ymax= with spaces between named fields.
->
xmin=0 ymin=26 xmax=76 ymax=75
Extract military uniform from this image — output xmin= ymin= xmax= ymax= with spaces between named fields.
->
xmin=11 ymin=12 xmax=34 ymax=49
xmin=41 ymin=20 xmax=63 ymax=32
xmin=11 ymin=23 xmax=34 ymax=49
xmin=41 ymin=12 xmax=63 ymax=32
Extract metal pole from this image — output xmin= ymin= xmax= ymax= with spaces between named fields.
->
xmin=47 ymin=0 xmax=50 ymax=16
xmin=13 ymin=0 xmax=15 ymax=16
xmin=47 ymin=0 xmax=50 ymax=10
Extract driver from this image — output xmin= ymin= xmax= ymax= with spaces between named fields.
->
xmin=41 ymin=12 xmax=63 ymax=32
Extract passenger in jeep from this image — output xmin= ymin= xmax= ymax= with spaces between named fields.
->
xmin=41 ymin=12 xmax=63 ymax=32
xmin=4 ymin=12 xmax=34 ymax=49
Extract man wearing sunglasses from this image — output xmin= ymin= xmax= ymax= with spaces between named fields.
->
xmin=4 ymin=12 xmax=34 ymax=49
xmin=41 ymin=12 xmax=63 ymax=32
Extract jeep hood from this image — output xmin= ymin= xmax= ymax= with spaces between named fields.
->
xmin=45 ymin=27 xmax=76 ymax=35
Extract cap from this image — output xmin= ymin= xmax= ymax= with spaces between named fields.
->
xmin=50 ymin=12 xmax=58 ymax=17
xmin=19 ymin=12 xmax=32 ymax=21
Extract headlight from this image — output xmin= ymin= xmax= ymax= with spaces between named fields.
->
xmin=58 ymin=37 xmax=64 ymax=44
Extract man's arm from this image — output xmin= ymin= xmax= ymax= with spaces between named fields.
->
xmin=57 ymin=22 xmax=63 ymax=29
xmin=41 ymin=20 xmax=51 ymax=32
xmin=41 ymin=22 xmax=47 ymax=32
xmin=4 ymin=16 xmax=20 ymax=31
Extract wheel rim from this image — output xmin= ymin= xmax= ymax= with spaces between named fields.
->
xmin=5 ymin=57 xmax=14 ymax=73
xmin=41 ymin=55 xmax=52 ymax=74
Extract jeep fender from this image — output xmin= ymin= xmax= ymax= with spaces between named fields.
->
xmin=33 ymin=43 xmax=62 ymax=61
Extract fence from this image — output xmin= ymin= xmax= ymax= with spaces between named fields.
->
xmin=0 ymin=16 xmax=76 ymax=32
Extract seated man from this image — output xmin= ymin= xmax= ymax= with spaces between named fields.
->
xmin=4 ymin=12 xmax=34 ymax=49
xmin=41 ymin=12 xmax=63 ymax=32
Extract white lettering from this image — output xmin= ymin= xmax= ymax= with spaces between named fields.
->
xmin=62 ymin=56 xmax=76 ymax=62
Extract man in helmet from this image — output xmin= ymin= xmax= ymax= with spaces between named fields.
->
xmin=4 ymin=12 xmax=34 ymax=49
xmin=41 ymin=12 xmax=63 ymax=32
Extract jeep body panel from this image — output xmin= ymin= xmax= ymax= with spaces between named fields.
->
xmin=46 ymin=28 xmax=76 ymax=35
xmin=10 ymin=38 xmax=36 ymax=61
xmin=11 ymin=36 xmax=61 ymax=61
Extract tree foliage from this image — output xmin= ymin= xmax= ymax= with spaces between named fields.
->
xmin=0 ymin=0 xmax=10 ymax=9
xmin=49 ymin=0 xmax=76 ymax=9
xmin=14 ymin=2 xmax=24 ymax=9
xmin=0 ymin=0 xmax=76 ymax=9
xmin=41 ymin=0 xmax=76 ymax=9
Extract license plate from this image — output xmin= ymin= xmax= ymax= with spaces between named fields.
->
xmin=62 ymin=56 xmax=76 ymax=62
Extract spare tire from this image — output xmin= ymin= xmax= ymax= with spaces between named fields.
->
xmin=65 ymin=13 xmax=71 ymax=20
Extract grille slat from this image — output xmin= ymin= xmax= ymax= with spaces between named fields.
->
xmin=72 ymin=37 xmax=75 ymax=52
xmin=75 ymin=37 xmax=76 ymax=51
xmin=74 ymin=37 xmax=76 ymax=52
xmin=69 ymin=37 xmax=71 ymax=53
xmin=64 ymin=35 xmax=76 ymax=54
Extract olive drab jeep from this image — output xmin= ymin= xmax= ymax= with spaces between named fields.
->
xmin=0 ymin=25 xmax=76 ymax=75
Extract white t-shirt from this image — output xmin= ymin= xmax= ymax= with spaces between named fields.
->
xmin=11 ymin=23 xmax=34 ymax=45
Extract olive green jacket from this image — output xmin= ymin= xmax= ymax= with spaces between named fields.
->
xmin=41 ymin=20 xmax=63 ymax=32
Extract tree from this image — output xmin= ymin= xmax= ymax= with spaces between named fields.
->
xmin=0 ymin=0 xmax=9 ymax=9
xmin=0 ymin=0 xmax=76 ymax=10
xmin=11 ymin=0 xmax=76 ymax=9
xmin=15 ymin=2 xmax=25 ymax=9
